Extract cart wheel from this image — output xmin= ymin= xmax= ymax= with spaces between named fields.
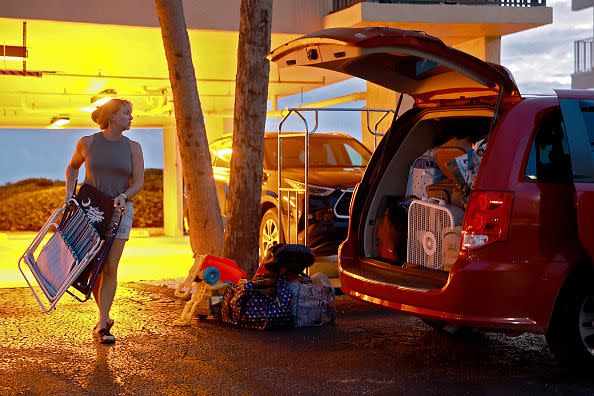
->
xmin=203 ymin=266 xmax=220 ymax=285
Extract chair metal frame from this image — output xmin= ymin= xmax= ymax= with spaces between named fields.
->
xmin=18 ymin=197 xmax=122 ymax=312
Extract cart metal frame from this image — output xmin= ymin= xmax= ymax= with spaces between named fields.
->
xmin=276 ymin=100 xmax=401 ymax=248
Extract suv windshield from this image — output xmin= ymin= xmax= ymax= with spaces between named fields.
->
xmin=265 ymin=135 xmax=371 ymax=168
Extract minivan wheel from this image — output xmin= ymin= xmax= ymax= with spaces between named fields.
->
xmin=546 ymin=281 xmax=594 ymax=370
xmin=259 ymin=208 xmax=283 ymax=261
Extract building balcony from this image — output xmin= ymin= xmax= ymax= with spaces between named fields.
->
xmin=333 ymin=0 xmax=546 ymax=12
xmin=324 ymin=0 xmax=552 ymax=44
xmin=572 ymin=37 xmax=594 ymax=89
xmin=572 ymin=0 xmax=593 ymax=12
xmin=575 ymin=37 xmax=593 ymax=73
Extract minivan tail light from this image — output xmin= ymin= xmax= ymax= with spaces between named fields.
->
xmin=462 ymin=191 xmax=513 ymax=250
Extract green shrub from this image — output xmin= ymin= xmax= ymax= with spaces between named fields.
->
xmin=133 ymin=169 xmax=163 ymax=228
xmin=0 ymin=170 xmax=164 ymax=230
xmin=0 ymin=185 xmax=65 ymax=231
xmin=0 ymin=179 xmax=65 ymax=201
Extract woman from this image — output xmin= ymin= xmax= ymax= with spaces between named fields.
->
xmin=65 ymin=98 xmax=144 ymax=344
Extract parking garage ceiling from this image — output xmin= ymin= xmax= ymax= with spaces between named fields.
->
xmin=0 ymin=17 xmax=344 ymax=129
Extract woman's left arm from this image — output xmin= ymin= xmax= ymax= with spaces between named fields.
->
xmin=118 ymin=141 xmax=144 ymax=205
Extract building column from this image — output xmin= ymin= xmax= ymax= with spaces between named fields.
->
xmin=453 ymin=36 xmax=501 ymax=63
xmin=360 ymin=36 xmax=503 ymax=150
xmin=485 ymin=37 xmax=501 ymax=64
xmin=361 ymin=82 xmax=397 ymax=150
xmin=204 ymin=115 xmax=227 ymax=140
xmin=163 ymin=123 xmax=184 ymax=237
xmin=361 ymin=82 xmax=414 ymax=151
xmin=222 ymin=117 xmax=234 ymax=134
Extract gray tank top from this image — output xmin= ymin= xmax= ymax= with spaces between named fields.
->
xmin=84 ymin=132 xmax=132 ymax=198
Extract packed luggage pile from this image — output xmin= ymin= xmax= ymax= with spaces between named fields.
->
xmin=174 ymin=244 xmax=336 ymax=330
xmin=384 ymin=136 xmax=487 ymax=271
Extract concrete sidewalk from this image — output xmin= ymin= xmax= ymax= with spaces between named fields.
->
xmin=0 ymin=229 xmax=193 ymax=288
xmin=0 ymin=229 xmax=341 ymax=289
xmin=2 ymin=281 xmax=593 ymax=395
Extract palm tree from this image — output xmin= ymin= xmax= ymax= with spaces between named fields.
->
xmin=154 ymin=0 xmax=224 ymax=255
xmin=222 ymin=0 xmax=273 ymax=277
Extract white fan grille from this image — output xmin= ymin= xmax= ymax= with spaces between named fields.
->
xmin=407 ymin=200 xmax=456 ymax=270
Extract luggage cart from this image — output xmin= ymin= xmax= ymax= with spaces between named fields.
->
xmin=276 ymin=100 xmax=401 ymax=249
xmin=18 ymin=194 xmax=122 ymax=312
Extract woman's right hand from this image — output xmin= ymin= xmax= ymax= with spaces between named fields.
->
xmin=114 ymin=194 xmax=127 ymax=209
xmin=64 ymin=191 xmax=72 ymax=204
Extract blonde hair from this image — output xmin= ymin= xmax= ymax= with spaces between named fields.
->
xmin=91 ymin=98 xmax=132 ymax=130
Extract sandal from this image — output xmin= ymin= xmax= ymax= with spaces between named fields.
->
xmin=92 ymin=319 xmax=114 ymax=332
xmin=93 ymin=319 xmax=116 ymax=344
xmin=93 ymin=327 xmax=116 ymax=344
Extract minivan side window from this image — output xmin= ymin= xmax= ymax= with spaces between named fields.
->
xmin=525 ymin=111 xmax=573 ymax=183
xmin=558 ymin=98 xmax=594 ymax=181
xmin=578 ymin=101 xmax=594 ymax=162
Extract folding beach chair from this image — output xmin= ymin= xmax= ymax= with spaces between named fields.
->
xmin=18 ymin=189 xmax=122 ymax=312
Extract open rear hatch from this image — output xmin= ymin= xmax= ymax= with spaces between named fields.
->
xmin=270 ymin=28 xmax=520 ymax=290
xmin=269 ymin=27 xmax=520 ymax=103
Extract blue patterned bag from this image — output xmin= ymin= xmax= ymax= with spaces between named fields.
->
xmin=405 ymin=148 xmax=445 ymax=199
xmin=220 ymin=276 xmax=293 ymax=330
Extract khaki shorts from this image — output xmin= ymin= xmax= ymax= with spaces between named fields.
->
xmin=111 ymin=201 xmax=134 ymax=240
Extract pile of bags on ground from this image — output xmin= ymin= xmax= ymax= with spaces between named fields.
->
xmin=174 ymin=244 xmax=336 ymax=330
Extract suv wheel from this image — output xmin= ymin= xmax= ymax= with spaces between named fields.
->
xmin=546 ymin=279 xmax=594 ymax=370
xmin=259 ymin=208 xmax=283 ymax=261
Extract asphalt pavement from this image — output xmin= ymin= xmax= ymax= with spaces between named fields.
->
xmin=2 ymin=281 xmax=594 ymax=395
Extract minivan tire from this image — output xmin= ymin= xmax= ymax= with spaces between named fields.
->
xmin=259 ymin=208 xmax=284 ymax=261
xmin=546 ymin=276 xmax=594 ymax=370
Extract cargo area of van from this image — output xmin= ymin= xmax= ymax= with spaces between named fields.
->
xmin=361 ymin=108 xmax=494 ymax=288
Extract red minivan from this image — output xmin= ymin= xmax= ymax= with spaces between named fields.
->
xmin=270 ymin=27 xmax=594 ymax=367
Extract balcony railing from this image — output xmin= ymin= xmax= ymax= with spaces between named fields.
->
xmin=575 ymin=37 xmax=594 ymax=74
xmin=333 ymin=0 xmax=546 ymax=12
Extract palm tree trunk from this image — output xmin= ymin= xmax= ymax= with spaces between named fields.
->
xmin=154 ymin=0 xmax=224 ymax=255
xmin=222 ymin=0 xmax=273 ymax=277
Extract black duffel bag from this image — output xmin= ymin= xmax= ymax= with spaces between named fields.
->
xmin=261 ymin=243 xmax=315 ymax=276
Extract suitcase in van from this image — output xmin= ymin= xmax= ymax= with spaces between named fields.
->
xmin=407 ymin=199 xmax=464 ymax=271
xmin=426 ymin=179 xmax=469 ymax=209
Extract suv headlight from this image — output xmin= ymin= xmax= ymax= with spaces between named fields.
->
xmin=285 ymin=179 xmax=335 ymax=197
